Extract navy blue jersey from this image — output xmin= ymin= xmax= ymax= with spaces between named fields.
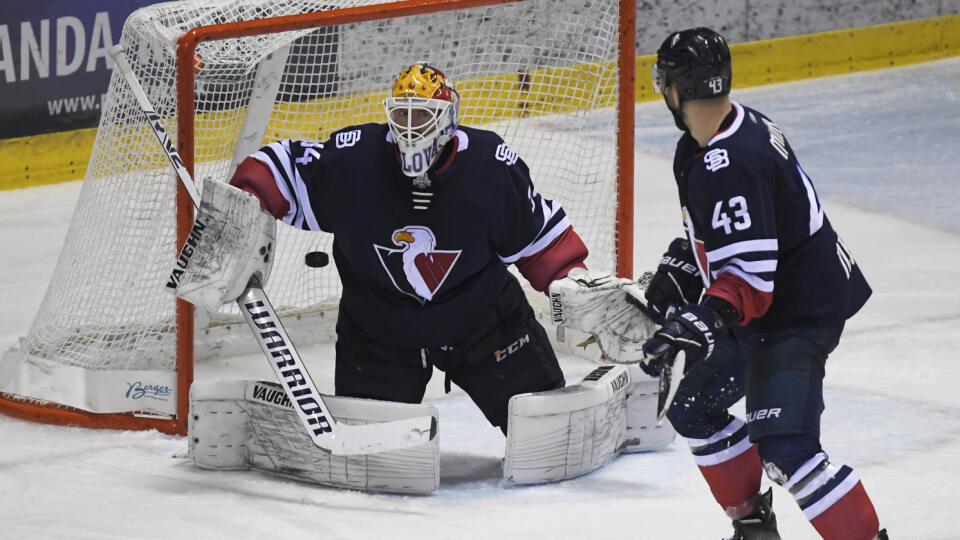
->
xmin=250 ymin=123 xmax=571 ymax=348
xmin=672 ymin=102 xmax=871 ymax=332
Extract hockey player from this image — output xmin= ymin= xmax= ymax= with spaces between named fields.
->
xmin=641 ymin=28 xmax=887 ymax=539
xmin=223 ymin=63 xmax=610 ymax=435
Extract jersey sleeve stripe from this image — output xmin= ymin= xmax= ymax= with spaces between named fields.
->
xmin=538 ymin=199 xmax=566 ymax=235
xmin=291 ymin=166 xmax=322 ymax=231
xmin=498 ymin=214 xmax=570 ymax=263
xmin=715 ymin=264 xmax=774 ymax=293
xmin=254 ymin=142 xmax=321 ymax=231
xmin=798 ymin=164 xmax=824 ymax=235
xmin=705 ymin=238 xmax=779 ymax=261
xmin=251 ymin=146 xmax=299 ymax=225
xmin=716 ymin=256 xmax=777 ymax=274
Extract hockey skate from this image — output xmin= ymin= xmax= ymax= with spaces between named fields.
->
xmin=725 ymin=488 xmax=781 ymax=540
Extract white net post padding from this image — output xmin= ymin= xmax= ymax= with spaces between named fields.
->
xmin=0 ymin=0 xmax=630 ymax=428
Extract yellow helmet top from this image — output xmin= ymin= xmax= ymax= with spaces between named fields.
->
xmin=391 ymin=63 xmax=455 ymax=101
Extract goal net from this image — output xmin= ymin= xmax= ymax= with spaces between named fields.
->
xmin=0 ymin=0 xmax=634 ymax=434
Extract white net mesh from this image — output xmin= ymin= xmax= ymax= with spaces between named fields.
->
xmin=1 ymin=0 xmax=624 ymax=414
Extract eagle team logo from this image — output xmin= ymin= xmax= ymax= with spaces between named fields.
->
xmin=374 ymin=226 xmax=461 ymax=304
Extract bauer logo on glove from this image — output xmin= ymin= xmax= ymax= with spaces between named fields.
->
xmin=642 ymin=303 xmax=723 ymax=368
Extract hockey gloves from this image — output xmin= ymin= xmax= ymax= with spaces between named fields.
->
xmin=548 ymin=268 xmax=631 ymax=335
xmin=641 ymin=303 xmax=723 ymax=376
xmin=644 ymin=237 xmax=703 ymax=324
xmin=548 ymin=268 xmax=660 ymax=363
xmin=591 ymin=279 xmax=660 ymax=364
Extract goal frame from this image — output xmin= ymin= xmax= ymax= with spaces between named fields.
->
xmin=0 ymin=0 xmax=635 ymax=436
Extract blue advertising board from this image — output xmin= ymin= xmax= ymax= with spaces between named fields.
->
xmin=0 ymin=0 xmax=164 ymax=139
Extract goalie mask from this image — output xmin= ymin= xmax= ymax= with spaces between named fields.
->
xmin=385 ymin=63 xmax=460 ymax=178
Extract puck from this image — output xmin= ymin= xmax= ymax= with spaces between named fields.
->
xmin=304 ymin=251 xmax=329 ymax=268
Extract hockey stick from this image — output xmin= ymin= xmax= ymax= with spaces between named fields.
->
xmin=620 ymin=279 xmax=684 ymax=423
xmin=110 ymin=45 xmax=434 ymax=455
xmin=653 ymin=350 xmax=684 ymax=423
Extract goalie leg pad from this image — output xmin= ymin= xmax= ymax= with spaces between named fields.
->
xmin=167 ymin=177 xmax=277 ymax=313
xmin=504 ymin=364 xmax=631 ymax=485
xmin=189 ymin=380 xmax=439 ymax=494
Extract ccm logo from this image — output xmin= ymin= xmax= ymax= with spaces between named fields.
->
xmin=494 ymin=334 xmax=530 ymax=362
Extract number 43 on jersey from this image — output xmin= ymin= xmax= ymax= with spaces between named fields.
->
xmin=712 ymin=195 xmax=752 ymax=234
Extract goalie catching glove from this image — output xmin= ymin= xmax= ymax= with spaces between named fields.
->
xmin=548 ymin=268 xmax=631 ymax=334
xmin=591 ymin=275 xmax=660 ymax=364
xmin=548 ymin=268 xmax=660 ymax=364
xmin=165 ymin=177 xmax=277 ymax=312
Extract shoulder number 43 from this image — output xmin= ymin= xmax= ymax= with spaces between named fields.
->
xmin=712 ymin=195 xmax=752 ymax=234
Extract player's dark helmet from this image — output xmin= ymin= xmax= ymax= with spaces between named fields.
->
xmin=653 ymin=28 xmax=731 ymax=100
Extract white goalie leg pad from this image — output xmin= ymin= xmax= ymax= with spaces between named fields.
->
xmin=166 ymin=177 xmax=277 ymax=313
xmin=622 ymin=364 xmax=675 ymax=452
xmin=504 ymin=364 xmax=631 ymax=485
xmin=189 ymin=380 xmax=439 ymax=494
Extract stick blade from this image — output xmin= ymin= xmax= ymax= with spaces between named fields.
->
xmin=324 ymin=415 xmax=437 ymax=456
xmin=656 ymin=351 xmax=685 ymax=423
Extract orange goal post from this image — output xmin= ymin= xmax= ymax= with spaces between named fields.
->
xmin=0 ymin=0 xmax=635 ymax=435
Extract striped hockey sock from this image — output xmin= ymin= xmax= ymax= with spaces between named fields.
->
xmin=782 ymin=452 xmax=880 ymax=540
xmin=686 ymin=417 xmax=764 ymax=517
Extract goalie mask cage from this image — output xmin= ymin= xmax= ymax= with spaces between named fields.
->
xmin=0 ymin=0 xmax=635 ymax=435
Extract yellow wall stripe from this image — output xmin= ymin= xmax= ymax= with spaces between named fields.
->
xmin=0 ymin=128 xmax=97 ymax=190
xmin=729 ymin=15 xmax=957 ymax=90
xmin=2 ymin=14 xmax=956 ymax=191
xmin=635 ymin=14 xmax=958 ymax=103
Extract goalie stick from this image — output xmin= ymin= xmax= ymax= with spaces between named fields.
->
xmin=110 ymin=45 xmax=434 ymax=455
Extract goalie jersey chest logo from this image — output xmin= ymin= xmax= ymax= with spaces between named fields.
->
xmin=374 ymin=225 xmax=461 ymax=304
